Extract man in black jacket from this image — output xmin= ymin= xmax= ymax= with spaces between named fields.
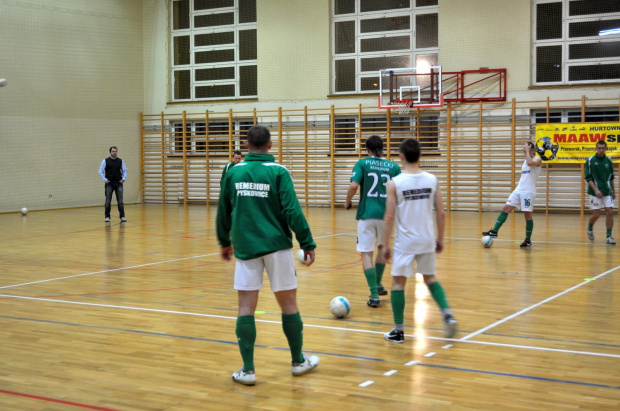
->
xmin=98 ymin=146 xmax=127 ymax=223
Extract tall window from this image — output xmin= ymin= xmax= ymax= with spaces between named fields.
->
xmin=171 ymin=0 xmax=257 ymax=101
xmin=332 ymin=0 xmax=439 ymax=94
xmin=533 ymin=0 xmax=620 ymax=85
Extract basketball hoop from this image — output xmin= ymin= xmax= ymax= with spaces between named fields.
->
xmin=397 ymin=102 xmax=411 ymax=116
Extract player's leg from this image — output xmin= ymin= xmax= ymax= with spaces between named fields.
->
xmin=375 ymin=222 xmax=388 ymax=295
xmin=520 ymin=192 xmax=535 ymax=247
xmin=357 ymin=220 xmax=380 ymax=306
xmin=483 ymin=196 xmax=516 ymax=237
xmin=419 ymin=253 xmax=457 ymax=338
xmin=232 ymin=257 xmax=264 ymax=385
xmin=104 ymin=183 xmax=113 ymax=221
xmin=266 ymin=250 xmax=319 ymax=375
xmin=115 ymin=183 xmax=126 ymax=221
xmin=604 ymin=200 xmax=615 ymax=244
xmin=384 ymin=251 xmax=413 ymax=343
xmin=588 ymin=196 xmax=602 ymax=241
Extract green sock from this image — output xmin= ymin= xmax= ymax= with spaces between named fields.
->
xmin=607 ymin=228 xmax=612 ymax=238
xmin=588 ymin=224 xmax=593 ymax=231
xmin=282 ymin=312 xmax=304 ymax=364
xmin=525 ymin=219 xmax=533 ymax=240
xmin=375 ymin=263 xmax=386 ymax=286
xmin=390 ymin=290 xmax=406 ymax=325
xmin=364 ymin=268 xmax=379 ymax=298
xmin=492 ymin=211 xmax=508 ymax=232
xmin=428 ymin=282 xmax=450 ymax=310
xmin=236 ymin=316 xmax=256 ymax=372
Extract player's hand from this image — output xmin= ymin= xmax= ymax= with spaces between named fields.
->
xmin=382 ymin=246 xmax=392 ymax=263
xmin=596 ymin=190 xmax=603 ymax=198
xmin=436 ymin=239 xmax=444 ymax=253
xmin=345 ymin=201 xmax=352 ymax=210
xmin=221 ymin=246 xmax=233 ymax=261
xmin=303 ymin=250 xmax=315 ymax=267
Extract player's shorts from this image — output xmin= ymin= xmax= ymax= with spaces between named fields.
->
xmin=356 ymin=219 xmax=384 ymax=252
xmin=391 ymin=250 xmax=436 ymax=278
xmin=506 ymin=190 xmax=536 ymax=212
xmin=590 ymin=195 xmax=614 ymax=210
xmin=234 ymin=249 xmax=297 ymax=292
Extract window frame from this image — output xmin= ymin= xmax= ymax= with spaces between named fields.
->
xmin=170 ymin=0 xmax=257 ymax=102
xmin=532 ymin=0 xmax=620 ymax=86
xmin=331 ymin=0 xmax=439 ymax=95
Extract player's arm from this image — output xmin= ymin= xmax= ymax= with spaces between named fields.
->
xmin=585 ymin=158 xmax=603 ymax=198
xmin=121 ymin=160 xmax=127 ymax=183
xmin=381 ymin=180 xmax=397 ymax=262
xmin=98 ymin=159 xmax=108 ymax=182
xmin=434 ymin=184 xmax=446 ymax=253
xmin=524 ymin=143 xmax=542 ymax=167
xmin=345 ymin=182 xmax=359 ymax=210
xmin=216 ymin=174 xmax=234 ymax=259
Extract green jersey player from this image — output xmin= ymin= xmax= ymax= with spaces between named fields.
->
xmin=345 ymin=135 xmax=401 ymax=307
xmin=585 ymin=140 xmax=616 ymax=244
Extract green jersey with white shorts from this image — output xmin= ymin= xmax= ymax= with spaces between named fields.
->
xmin=585 ymin=154 xmax=614 ymax=196
xmin=350 ymin=156 xmax=401 ymax=220
xmin=216 ymin=153 xmax=316 ymax=260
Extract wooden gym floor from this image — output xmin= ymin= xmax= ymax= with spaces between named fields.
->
xmin=0 ymin=204 xmax=619 ymax=410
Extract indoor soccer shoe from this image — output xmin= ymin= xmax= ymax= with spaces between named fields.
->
xmin=607 ymin=236 xmax=616 ymax=245
xmin=232 ymin=368 xmax=256 ymax=386
xmin=367 ymin=297 xmax=380 ymax=308
xmin=587 ymin=229 xmax=594 ymax=241
xmin=384 ymin=328 xmax=405 ymax=343
xmin=121 ymin=217 xmax=127 ymax=222
xmin=482 ymin=229 xmax=498 ymax=238
xmin=105 ymin=217 xmax=110 ymax=222
xmin=377 ymin=285 xmax=388 ymax=296
xmin=443 ymin=315 xmax=458 ymax=339
xmin=520 ymin=239 xmax=532 ymax=247
xmin=291 ymin=354 xmax=320 ymax=376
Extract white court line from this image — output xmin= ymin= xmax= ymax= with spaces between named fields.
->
xmin=0 ymin=233 xmax=346 ymax=290
xmin=1 ymin=293 xmax=619 ymax=359
xmin=0 ymin=253 xmax=220 ymax=290
xmin=459 ymin=265 xmax=620 ymax=342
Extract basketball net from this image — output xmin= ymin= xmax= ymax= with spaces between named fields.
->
xmin=397 ymin=103 xmax=411 ymax=116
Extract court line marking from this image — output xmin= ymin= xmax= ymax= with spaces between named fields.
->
xmin=0 ymin=233 xmax=345 ymax=290
xmin=2 ymin=313 xmax=619 ymax=391
xmin=459 ymin=265 xmax=620 ymax=342
xmin=0 ymin=388 xmax=119 ymax=411
xmin=1 ymin=293 xmax=619 ymax=359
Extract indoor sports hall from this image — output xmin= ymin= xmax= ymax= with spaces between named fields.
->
xmin=1 ymin=1 xmax=619 ymax=409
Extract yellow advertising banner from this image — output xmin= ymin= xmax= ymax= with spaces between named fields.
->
xmin=535 ymin=122 xmax=620 ymax=163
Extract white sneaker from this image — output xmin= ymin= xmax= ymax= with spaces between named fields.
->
xmin=120 ymin=217 xmax=127 ymax=222
xmin=444 ymin=315 xmax=458 ymax=339
xmin=587 ymin=229 xmax=594 ymax=241
xmin=606 ymin=236 xmax=616 ymax=245
xmin=232 ymin=368 xmax=256 ymax=386
xmin=291 ymin=354 xmax=320 ymax=376
xmin=104 ymin=217 xmax=110 ymax=222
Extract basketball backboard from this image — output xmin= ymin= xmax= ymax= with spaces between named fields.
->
xmin=378 ymin=66 xmax=444 ymax=111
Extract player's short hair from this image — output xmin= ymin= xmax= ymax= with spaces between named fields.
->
xmin=246 ymin=126 xmax=271 ymax=149
xmin=109 ymin=146 xmax=117 ymax=153
xmin=365 ymin=135 xmax=384 ymax=157
xmin=596 ymin=140 xmax=607 ymax=148
xmin=527 ymin=142 xmax=535 ymax=150
xmin=233 ymin=150 xmax=242 ymax=156
xmin=400 ymin=138 xmax=421 ymax=163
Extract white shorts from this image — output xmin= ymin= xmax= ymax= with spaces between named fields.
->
xmin=356 ymin=219 xmax=384 ymax=252
xmin=234 ymin=249 xmax=297 ymax=292
xmin=506 ymin=190 xmax=536 ymax=212
xmin=391 ymin=250 xmax=436 ymax=278
xmin=590 ymin=195 xmax=614 ymax=210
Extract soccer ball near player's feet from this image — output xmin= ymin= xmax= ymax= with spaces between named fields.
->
xmin=481 ymin=235 xmax=493 ymax=248
xmin=329 ymin=296 xmax=350 ymax=318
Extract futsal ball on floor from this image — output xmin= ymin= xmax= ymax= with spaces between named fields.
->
xmin=20 ymin=207 xmax=28 ymax=216
xmin=330 ymin=296 xmax=350 ymax=318
xmin=295 ymin=249 xmax=309 ymax=265
xmin=481 ymin=235 xmax=493 ymax=248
